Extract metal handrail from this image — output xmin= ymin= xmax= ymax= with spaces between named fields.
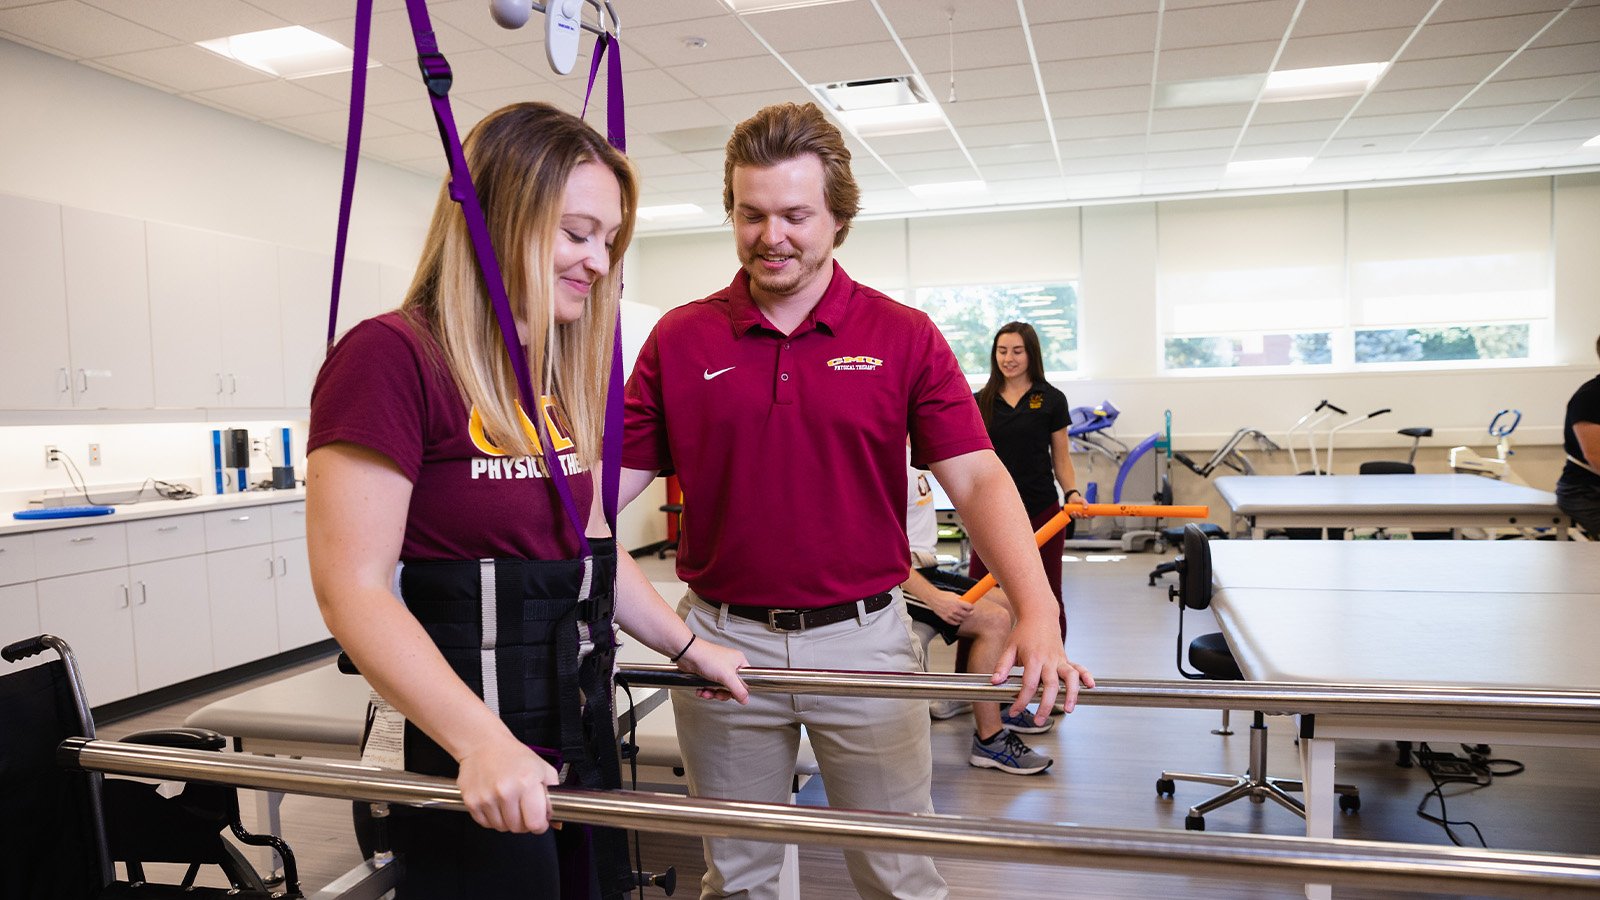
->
xmin=60 ymin=738 xmax=1600 ymax=897
xmin=616 ymin=664 xmax=1600 ymax=724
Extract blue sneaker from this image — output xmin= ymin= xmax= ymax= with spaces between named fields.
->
xmin=969 ymin=729 xmax=1053 ymax=775
xmin=999 ymin=705 xmax=1056 ymax=735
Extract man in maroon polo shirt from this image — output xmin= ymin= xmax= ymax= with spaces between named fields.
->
xmin=621 ymin=102 xmax=1093 ymax=900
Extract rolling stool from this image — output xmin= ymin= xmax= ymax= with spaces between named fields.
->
xmin=1154 ymin=525 xmax=1360 ymax=831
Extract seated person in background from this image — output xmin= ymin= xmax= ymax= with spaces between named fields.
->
xmin=902 ymin=461 xmax=1055 ymax=775
xmin=1556 ymin=334 xmax=1600 ymax=539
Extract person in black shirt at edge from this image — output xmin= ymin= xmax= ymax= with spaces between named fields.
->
xmin=970 ymin=322 xmax=1081 ymax=651
xmin=1556 ymin=334 xmax=1600 ymax=539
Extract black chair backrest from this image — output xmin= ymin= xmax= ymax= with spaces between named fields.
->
xmin=0 ymin=659 xmax=102 ymax=899
xmin=1177 ymin=523 xmax=1213 ymax=611
xmin=1359 ymin=460 xmax=1415 ymax=475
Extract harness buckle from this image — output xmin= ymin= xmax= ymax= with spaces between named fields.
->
xmin=417 ymin=53 xmax=453 ymax=97
xmin=766 ymin=609 xmax=805 ymax=633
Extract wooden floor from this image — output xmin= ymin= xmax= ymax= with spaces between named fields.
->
xmin=104 ymin=549 xmax=1600 ymax=899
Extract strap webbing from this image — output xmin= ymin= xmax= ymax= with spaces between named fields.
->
xmin=330 ymin=0 xmax=626 ymax=551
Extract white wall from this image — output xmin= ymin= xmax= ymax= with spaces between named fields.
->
xmin=629 ymin=174 xmax=1600 ymax=464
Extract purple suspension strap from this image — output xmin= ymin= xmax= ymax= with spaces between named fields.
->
xmin=329 ymin=0 xmax=627 ymax=550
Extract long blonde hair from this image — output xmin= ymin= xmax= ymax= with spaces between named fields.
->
xmin=403 ymin=102 xmax=637 ymax=468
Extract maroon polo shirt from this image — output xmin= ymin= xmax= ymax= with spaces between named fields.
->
xmin=624 ymin=262 xmax=990 ymax=609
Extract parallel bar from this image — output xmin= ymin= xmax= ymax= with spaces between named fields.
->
xmin=61 ymin=739 xmax=1600 ymax=897
xmin=616 ymin=664 xmax=1600 ymax=724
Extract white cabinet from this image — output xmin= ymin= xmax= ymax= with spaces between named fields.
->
xmin=0 ymin=583 xmax=42 ymax=668
xmin=279 ymin=247 xmax=334 ymax=409
xmin=129 ymin=555 xmax=214 ymax=689
xmin=0 ymin=195 xmax=72 ymax=410
xmin=0 ymin=533 xmax=37 ymax=586
xmin=147 ymin=222 xmax=224 ymax=408
xmin=207 ymin=545 xmax=281 ymax=670
xmin=60 ymin=208 xmax=154 ymax=409
xmin=273 ymin=537 xmax=327 ymax=649
xmin=36 ymin=568 xmax=138 ymax=706
xmin=147 ymin=226 xmax=284 ymax=409
xmin=218 ymin=235 xmax=284 ymax=408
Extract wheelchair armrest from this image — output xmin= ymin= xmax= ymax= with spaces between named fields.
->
xmin=119 ymin=727 xmax=228 ymax=752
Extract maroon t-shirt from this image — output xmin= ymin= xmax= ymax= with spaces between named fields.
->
xmin=308 ymin=311 xmax=592 ymax=562
xmin=624 ymin=263 xmax=990 ymax=608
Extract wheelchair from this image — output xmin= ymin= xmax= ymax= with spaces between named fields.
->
xmin=1 ymin=634 xmax=297 ymax=899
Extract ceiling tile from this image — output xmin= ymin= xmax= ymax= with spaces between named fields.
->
xmin=1250 ymin=95 xmax=1360 ymax=124
xmin=1359 ymin=84 xmax=1475 ymax=116
xmin=954 ymin=120 xmax=1050 ymax=149
xmin=1544 ymin=95 xmax=1600 ymax=120
xmin=1039 ymin=52 xmax=1154 ymax=93
xmin=313 ymin=9 xmax=483 ymax=68
xmin=275 ymin=108 xmax=410 ymax=144
xmin=945 ymin=95 xmax=1048 ymax=128
xmin=1023 ymin=1 xmax=1161 ymax=26
xmin=1290 ymin=0 xmax=1434 ymax=37
xmin=294 ymin=64 xmax=433 ymax=107
xmin=1409 ymin=125 xmax=1519 ymax=151
xmin=1429 ymin=0 xmax=1568 ymax=24
xmin=785 ymin=41 xmax=907 ymax=84
xmin=1048 ymin=84 xmax=1150 ymax=117
xmin=608 ymin=0 xmax=730 ymax=28
xmin=360 ymin=130 xmax=450 ymax=163
xmin=1146 ymin=126 xmax=1236 ymax=151
xmin=86 ymin=0 xmax=287 ymax=43
xmin=1161 ymin=0 xmax=1296 ymax=49
xmin=1440 ymin=101 xmax=1556 ymax=130
xmin=1380 ymin=53 xmax=1507 ymax=91
xmin=739 ymin=1 xmax=889 ymax=54
xmin=1053 ymin=111 xmax=1150 ymax=139
xmin=942 ymin=64 xmax=1037 ymax=102
xmin=1149 ymin=104 xmax=1251 ymax=132
xmin=1407 ymin=12 xmax=1563 ymax=60
xmin=702 ymin=86 xmax=819 ymax=122
xmin=622 ymin=14 xmax=771 ymax=68
xmin=877 ymin=149 xmax=974 ymax=173
xmin=971 ymin=141 xmax=1060 ymax=165
xmin=862 ymin=130 xmax=960 ymax=157
xmin=666 ymin=54 xmax=797 ymax=97
xmin=1494 ymin=42 xmax=1600 ymax=81
xmin=627 ymin=98 xmax=731 ymax=133
xmin=92 ymin=44 xmax=270 ymax=92
xmin=1238 ymin=119 xmax=1338 ymax=144
xmin=1464 ymin=73 xmax=1596 ymax=107
xmin=1057 ymin=134 xmax=1148 ymax=159
xmin=0 ymin=1 xmax=177 ymax=59
xmin=1145 ymin=147 xmax=1232 ymax=169
xmin=902 ymin=26 xmax=1031 ymax=78
xmin=1337 ymin=110 xmax=1440 ymax=137
xmin=1028 ymin=13 xmax=1159 ymax=62
xmin=452 ymin=81 xmax=588 ymax=117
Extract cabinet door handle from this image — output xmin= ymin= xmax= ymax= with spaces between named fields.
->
xmin=229 ymin=373 xmax=238 ymax=395
xmin=70 ymin=535 xmax=96 ymax=544
xmin=120 ymin=584 xmax=130 ymax=608
xmin=58 ymin=367 xmax=70 ymax=394
xmin=276 ymin=556 xmax=286 ymax=576
xmin=231 ymin=515 xmax=251 ymax=523
xmin=77 ymin=368 xmax=88 ymax=394
xmin=215 ymin=372 xmax=224 ymax=395
xmin=137 ymin=581 xmax=148 ymax=605
xmin=266 ymin=557 xmax=275 ymax=579
xmin=157 ymin=525 xmax=179 ymax=533
xmin=293 ymin=508 xmax=305 ymax=516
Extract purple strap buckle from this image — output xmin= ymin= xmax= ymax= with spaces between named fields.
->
xmin=417 ymin=52 xmax=452 ymax=97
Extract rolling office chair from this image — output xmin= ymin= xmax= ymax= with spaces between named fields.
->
xmin=1 ymin=634 xmax=296 ymax=899
xmin=1154 ymin=526 xmax=1359 ymax=831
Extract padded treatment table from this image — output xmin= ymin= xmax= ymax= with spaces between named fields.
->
xmin=1213 ymin=473 xmax=1569 ymax=540
xmin=1206 ymin=541 xmax=1600 ymax=897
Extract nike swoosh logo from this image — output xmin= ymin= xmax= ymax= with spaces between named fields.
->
xmin=703 ymin=366 xmax=736 ymax=381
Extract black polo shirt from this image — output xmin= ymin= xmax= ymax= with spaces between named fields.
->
xmin=1562 ymin=374 xmax=1600 ymax=487
xmin=982 ymin=382 xmax=1070 ymax=516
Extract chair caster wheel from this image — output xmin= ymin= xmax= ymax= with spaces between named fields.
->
xmin=1156 ymin=778 xmax=1175 ymax=798
xmin=1185 ymin=814 xmax=1205 ymax=831
xmin=1339 ymin=793 xmax=1361 ymax=813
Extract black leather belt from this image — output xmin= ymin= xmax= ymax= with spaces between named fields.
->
xmin=702 ymin=592 xmax=893 ymax=632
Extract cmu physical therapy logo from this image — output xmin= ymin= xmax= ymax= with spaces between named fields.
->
xmin=466 ymin=397 xmax=584 ymax=480
xmin=826 ymin=355 xmax=884 ymax=372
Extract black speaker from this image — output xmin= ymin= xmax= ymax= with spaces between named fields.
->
xmin=224 ymin=429 xmax=251 ymax=468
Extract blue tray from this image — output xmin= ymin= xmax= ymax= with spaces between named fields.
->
xmin=13 ymin=505 xmax=116 ymax=520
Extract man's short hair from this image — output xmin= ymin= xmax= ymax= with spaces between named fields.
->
xmin=723 ymin=102 xmax=860 ymax=247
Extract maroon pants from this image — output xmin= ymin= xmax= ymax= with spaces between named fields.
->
xmin=964 ymin=503 xmax=1069 ymax=666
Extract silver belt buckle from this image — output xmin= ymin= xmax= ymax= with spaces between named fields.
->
xmin=766 ymin=609 xmax=805 ymax=632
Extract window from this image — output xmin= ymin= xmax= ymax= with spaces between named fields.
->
xmin=910 ymin=283 xmax=1080 ymax=376
xmin=1158 ymin=178 xmax=1553 ymax=372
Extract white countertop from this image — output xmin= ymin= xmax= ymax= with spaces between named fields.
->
xmin=2 ymin=487 xmax=306 ymax=537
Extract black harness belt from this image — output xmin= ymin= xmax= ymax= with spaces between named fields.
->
xmin=378 ymin=539 xmax=630 ymax=900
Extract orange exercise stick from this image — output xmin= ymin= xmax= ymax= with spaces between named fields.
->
xmin=956 ymin=503 xmax=1210 ymax=604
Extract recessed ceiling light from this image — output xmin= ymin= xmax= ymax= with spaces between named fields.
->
xmin=1225 ymin=157 xmax=1313 ymax=176
xmin=1262 ymin=62 xmax=1387 ymax=102
xmin=1156 ymin=74 xmax=1264 ymax=109
xmin=637 ymin=203 xmax=704 ymax=220
xmin=197 ymin=26 xmax=370 ymax=79
xmin=814 ymin=76 xmax=944 ymax=135
xmin=1583 ymin=134 xmax=1600 ymax=148
xmin=719 ymin=0 xmax=855 ymax=12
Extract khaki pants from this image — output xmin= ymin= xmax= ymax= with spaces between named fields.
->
xmin=673 ymin=589 xmax=947 ymax=900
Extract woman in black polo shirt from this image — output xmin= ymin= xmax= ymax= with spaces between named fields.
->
xmin=1556 ymin=335 xmax=1600 ymax=539
xmin=969 ymin=321 xmax=1079 ymax=642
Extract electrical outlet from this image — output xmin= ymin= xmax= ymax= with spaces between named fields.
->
xmin=88 ymin=443 xmax=102 ymax=466
xmin=44 ymin=444 xmax=59 ymax=468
